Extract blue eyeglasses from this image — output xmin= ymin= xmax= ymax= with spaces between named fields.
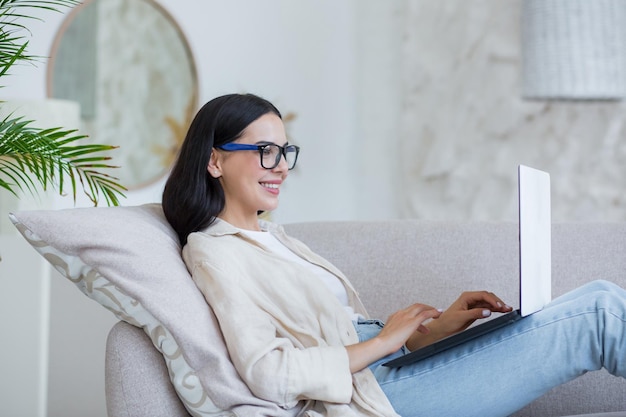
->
xmin=217 ymin=143 xmax=300 ymax=170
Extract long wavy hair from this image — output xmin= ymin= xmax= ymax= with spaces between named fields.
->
xmin=162 ymin=93 xmax=281 ymax=246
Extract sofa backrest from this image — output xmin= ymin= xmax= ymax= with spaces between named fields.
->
xmin=284 ymin=221 xmax=626 ymax=320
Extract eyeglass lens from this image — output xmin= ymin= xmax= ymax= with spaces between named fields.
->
xmin=261 ymin=144 xmax=298 ymax=169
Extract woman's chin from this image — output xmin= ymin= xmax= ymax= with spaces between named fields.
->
xmin=258 ymin=202 xmax=279 ymax=214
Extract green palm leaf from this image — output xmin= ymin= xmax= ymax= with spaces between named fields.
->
xmin=0 ymin=0 xmax=127 ymax=206
xmin=0 ymin=115 xmax=126 ymax=206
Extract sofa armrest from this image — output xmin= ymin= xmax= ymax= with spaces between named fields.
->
xmin=105 ymin=321 xmax=190 ymax=417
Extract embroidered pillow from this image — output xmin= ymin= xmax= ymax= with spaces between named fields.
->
xmin=9 ymin=204 xmax=242 ymax=416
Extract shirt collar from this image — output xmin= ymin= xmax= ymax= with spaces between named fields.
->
xmin=201 ymin=217 xmax=283 ymax=237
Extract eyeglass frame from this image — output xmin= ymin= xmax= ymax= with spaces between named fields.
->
xmin=216 ymin=142 xmax=300 ymax=170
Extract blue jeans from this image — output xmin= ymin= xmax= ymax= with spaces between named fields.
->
xmin=354 ymin=280 xmax=626 ymax=417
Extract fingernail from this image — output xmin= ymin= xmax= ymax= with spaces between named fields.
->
xmin=437 ymin=308 xmax=444 ymax=313
xmin=497 ymin=302 xmax=503 ymax=308
xmin=482 ymin=309 xmax=491 ymax=317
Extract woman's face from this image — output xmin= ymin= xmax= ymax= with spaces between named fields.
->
xmin=209 ymin=113 xmax=289 ymax=227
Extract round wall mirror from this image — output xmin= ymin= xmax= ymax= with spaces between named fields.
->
xmin=47 ymin=0 xmax=198 ymax=190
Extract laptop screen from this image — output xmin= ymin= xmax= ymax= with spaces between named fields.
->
xmin=518 ymin=164 xmax=552 ymax=316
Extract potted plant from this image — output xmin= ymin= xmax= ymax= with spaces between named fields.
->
xmin=0 ymin=0 xmax=126 ymax=207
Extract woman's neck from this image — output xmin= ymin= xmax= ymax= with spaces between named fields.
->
xmin=218 ymin=212 xmax=261 ymax=231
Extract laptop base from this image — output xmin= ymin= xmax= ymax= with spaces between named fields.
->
xmin=383 ymin=309 xmax=522 ymax=368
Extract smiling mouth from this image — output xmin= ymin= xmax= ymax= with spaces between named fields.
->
xmin=260 ymin=182 xmax=279 ymax=190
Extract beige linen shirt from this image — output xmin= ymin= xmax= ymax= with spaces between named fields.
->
xmin=183 ymin=218 xmax=400 ymax=417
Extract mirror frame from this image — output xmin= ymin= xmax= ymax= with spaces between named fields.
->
xmin=46 ymin=0 xmax=199 ymax=190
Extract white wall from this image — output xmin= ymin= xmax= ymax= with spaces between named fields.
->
xmin=0 ymin=236 xmax=50 ymax=417
xmin=354 ymin=2 xmax=404 ymax=219
xmin=398 ymin=1 xmax=626 ymax=223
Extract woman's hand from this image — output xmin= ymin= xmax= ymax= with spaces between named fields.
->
xmin=346 ymin=303 xmax=441 ymax=373
xmin=407 ymin=291 xmax=513 ymax=351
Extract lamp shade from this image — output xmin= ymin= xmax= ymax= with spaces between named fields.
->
xmin=522 ymin=0 xmax=626 ymax=99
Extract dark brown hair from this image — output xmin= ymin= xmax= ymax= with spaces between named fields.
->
xmin=162 ymin=93 xmax=281 ymax=245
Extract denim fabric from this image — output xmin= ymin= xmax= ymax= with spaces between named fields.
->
xmin=356 ymin=280 xmax=626 ymax=417
xmin=354 ymin=319 xmax=409 ymax=371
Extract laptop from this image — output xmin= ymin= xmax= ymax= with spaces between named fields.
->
xmin=383 ymin=164 xmax=552 ymax=368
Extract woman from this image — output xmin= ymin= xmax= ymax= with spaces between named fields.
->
xmin=163 ymin=93 xmax=626 ymax=417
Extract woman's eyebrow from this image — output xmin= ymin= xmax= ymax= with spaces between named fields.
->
xmin=255 ymin=140 xmax=289 ymax=146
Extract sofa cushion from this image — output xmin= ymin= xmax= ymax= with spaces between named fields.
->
xmin=9 ymin=204 xmax=265 ymax=416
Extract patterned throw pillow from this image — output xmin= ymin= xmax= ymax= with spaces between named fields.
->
xmin=10 ymin=204 xmax=239 ymax=416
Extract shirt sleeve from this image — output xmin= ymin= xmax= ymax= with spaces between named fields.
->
xmin=190 ymin=260 xmax=354 ymax=408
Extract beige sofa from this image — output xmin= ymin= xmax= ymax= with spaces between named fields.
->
xmin=10 ymin=205 xmax=626 ymax=416
xmin=106 ymin=219 xmax=626 ymax=417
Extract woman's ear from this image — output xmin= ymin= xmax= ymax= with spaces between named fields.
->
xmin=207 ymin=148 xmax=222 ymax=178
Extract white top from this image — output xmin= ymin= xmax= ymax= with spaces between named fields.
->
xmin=237 ymin=228 xmax=360 ymax=320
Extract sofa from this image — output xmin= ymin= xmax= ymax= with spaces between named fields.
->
xmin=10 ymin=205 xmax=626 ymax=417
